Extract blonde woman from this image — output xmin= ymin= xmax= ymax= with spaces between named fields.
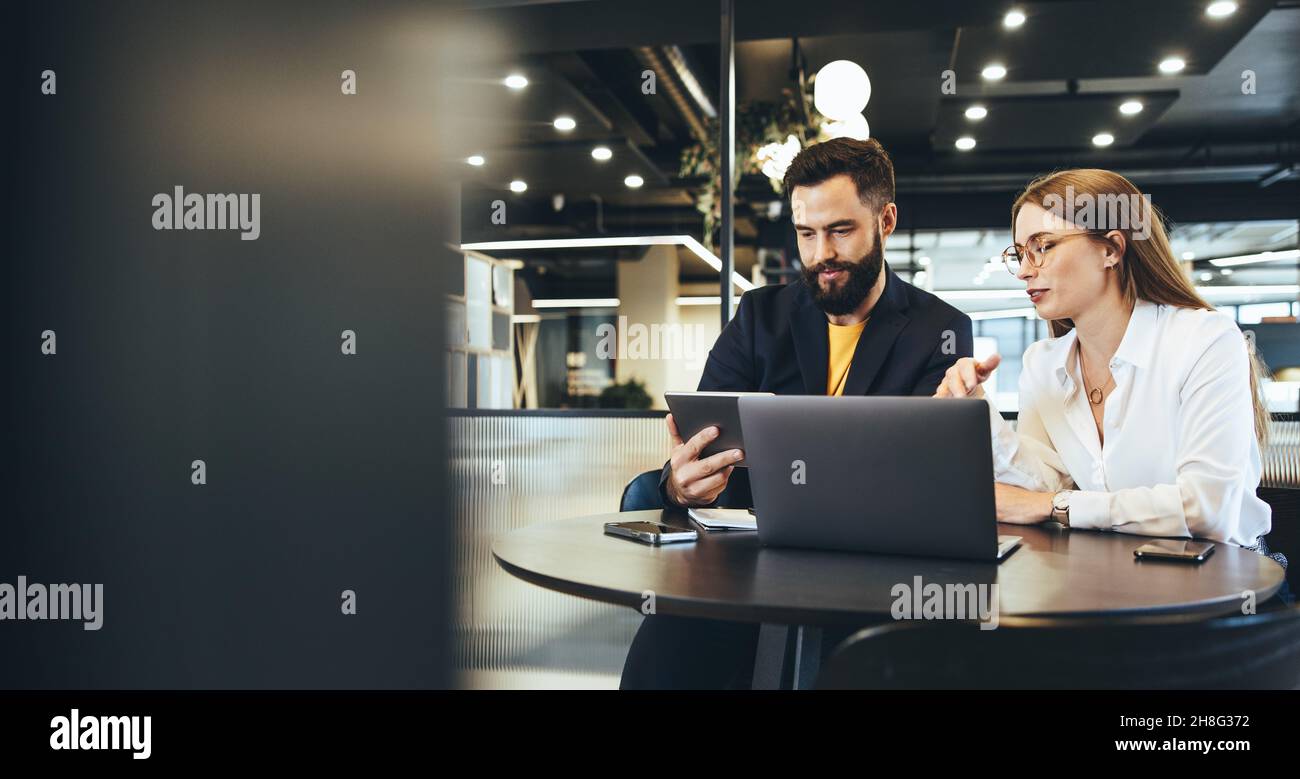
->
xmin=936 ymin=169 xmax=1280 ymax=564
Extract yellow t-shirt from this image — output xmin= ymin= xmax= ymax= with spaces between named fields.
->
xmin=826 ymin=319 xmax=868 ymax=396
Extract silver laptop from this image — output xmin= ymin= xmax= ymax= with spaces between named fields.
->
xmin=737 ymin=395 xmax=1021 ymax=562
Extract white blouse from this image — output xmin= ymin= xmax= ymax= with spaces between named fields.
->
xmin=986 ymin=299 xmax=1271 ymax=547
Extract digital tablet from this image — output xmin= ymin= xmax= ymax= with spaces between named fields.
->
xmin=663 ymin=391 xmax=774 ymax=466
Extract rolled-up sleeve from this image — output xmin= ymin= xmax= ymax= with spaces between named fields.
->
xmin=986 ymin=355 xmax=1074 ymax=494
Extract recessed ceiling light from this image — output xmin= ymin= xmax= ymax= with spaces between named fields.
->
xmin=918 ymin=256 xmax=931 ymax=266
xmin=981 ymin=64 xmax=1007 ymax=81
xmin=553 ymin=116 xmax=576 ymax=131
xmin=1182 ymin=251 xmax=1196 ymax=260
xmin=1220 ymin=268 xmax=1234 ymax=275
xmin=1003 ymin=9 xmax=1026 ymax=28
xmin=1119 ymin=100 xmax=1144 ymax=115
xmin=466 ymin=155 xmax=485 ymax=167
xmin=955 ymin=136 xmax=977 ymax=151
xmin=509 ymin=179 xmax=527 ymax=193
xmin=965 ymin=105 xmax=988 ymax=120
xmin=1158 ymin=57 xmax=1185 ymax=74
xmin=591 ymin=146 xmax=612 ymax=161
xmin=1199 ymin=272 xmax=1213 ymax=282
xmin=624 ymin=174 xmax=644 ymax=189
xmin=1092 ymin=132 xmax=1115 ymax=147
xmin=504 ymin=73 xmax=528 ymax=89
xmin=1206 ymin=1 xmax=1237 ymax=18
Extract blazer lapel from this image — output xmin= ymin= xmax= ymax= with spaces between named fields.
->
xmin=789 ymin=286 xmax=829 ymax=395
xmin=842 ymin=265 xmax=911 ymax=396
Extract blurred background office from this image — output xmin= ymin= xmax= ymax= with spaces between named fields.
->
xmin=447 ymin=0 xmax=1300 ymax=688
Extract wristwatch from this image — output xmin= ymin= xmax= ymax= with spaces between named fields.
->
xmin=1051 ymin=490 xmax=1073 ymax=527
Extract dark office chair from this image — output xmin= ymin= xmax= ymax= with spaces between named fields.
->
xmin=1260 ymin=486 xmax=1298 ymax=594
xmin=817 ymin=609 xmax=1300 ymax=689
xmin=619 ymin=469 xmax=665 ymax=512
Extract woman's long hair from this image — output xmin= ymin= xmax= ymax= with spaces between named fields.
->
xmin=1011 ymin=169 xmax=1270 ymax=445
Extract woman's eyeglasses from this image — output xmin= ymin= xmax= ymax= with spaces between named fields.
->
xmin=1002 ymin=230 xmax=1104 ymax=274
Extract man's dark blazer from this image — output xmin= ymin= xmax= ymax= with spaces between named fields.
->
xmin=658 ymin=263 xmax=973 ymax=508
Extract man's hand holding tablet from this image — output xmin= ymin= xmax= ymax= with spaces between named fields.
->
xmin=664 ymin=415 xmax=744 ymax=507
xmin=663 ymin=391 xmax=773 ymax=507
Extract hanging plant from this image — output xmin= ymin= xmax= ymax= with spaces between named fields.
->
xmin=678 ymin=88 xmax=822 ymax=250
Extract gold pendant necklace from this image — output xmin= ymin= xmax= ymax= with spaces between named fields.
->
xmin=1080 ymin=350 xmax=1114 ymax=405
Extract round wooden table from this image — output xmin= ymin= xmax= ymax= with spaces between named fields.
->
xmin=493 ymin=509 xmax=1286 ymax=688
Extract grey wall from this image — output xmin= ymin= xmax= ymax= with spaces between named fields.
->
xmin=5 ymin=0 xmax=462 ymax=688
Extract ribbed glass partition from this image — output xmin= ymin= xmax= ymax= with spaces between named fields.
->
xmin=450 ymin=411 xmax=668 ymax=687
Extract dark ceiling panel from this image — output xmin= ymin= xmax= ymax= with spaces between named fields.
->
xmin=1145 ymin=6 xmax=1300 ymax=141
xmin=457 ymin=0 xmax=1299 ymax=271
xmin=466 ymin=0 xmax=1000 ymax=53
xmin=953 ymin=0 xmax=1273 ymax=82
xmin=933 ymin=90 xmax=1180 ymax=151
xmin=460 ymin=140 xmax=665 ymax=197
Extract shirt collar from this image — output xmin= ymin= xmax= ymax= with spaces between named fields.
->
xmin=1049 ymin=299 xmax=1159 ymax=388
xmin=1051 ymin=331 xmax=1079 ymax=390
xmin=1111 ymin=298 xmax=1159 ymax=370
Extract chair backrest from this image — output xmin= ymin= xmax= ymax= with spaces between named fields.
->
xmin=818 ymin=609 xmax=1300 ymax=689
xmin=620 ymin=469 xmax=665 ymax=512
xmin=1260 ymin=487 xmax=1299 ymax=592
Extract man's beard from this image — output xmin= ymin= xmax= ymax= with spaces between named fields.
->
xmin=800 ymin=233 xmax=885 ymax=316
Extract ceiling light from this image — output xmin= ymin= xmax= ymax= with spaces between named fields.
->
xmin=955 ymin=136 xmax=977 ymax=151
xmin=466 ymin=155 xmax=485 ymax=167
xmin=1199 ymin=272 xmax=1213 ymax=282
xmin=459 ymin=235 xmax=756 ymax=292
xmin=918 ymin=256 xmax=931 ymax=266
xmin=1182 ymin=251 xmax=1196 ymax=260
xmin=1119 ymin=100 xmax=1144 ymax=115
xmin=1209 ymin=249 xmax=1300 ymax=267
xmin=1092 ymin=132 xmax=1115 ymax=147
xmin=981 ymin=64 xmax=1007 ymax=81
xmin=933 ymin=288 xmax=1299 ymax=307
xmin=531 ymin=298 xmax=620 ymax=309
xmin=509 ymin=179 xmax=527 ymax=193
xmin=553 ymin=116 xmax=576 ymax=131
xmin=1194 ymin=284 xmax=1300 ymax=297
xmin=1158 ymin=57 xmax=1185 ymax=74
xmin=1003 ymin=10 xmax=1026 ymax=28
xmin=1206 ymin=2 xmax=1237 ymax=18
xmin=968 ymin=307 xmax=1038 ymax=321
xmin=624 ymin=174 xmax=644 ymax=188
xmin=504 ymin=73 xmax=528 ymax=89
xmin=823 ymin=113 xmax=870 ymax=141
xmin=591 ymin=146 xmax=612 ymax=161
xmin=965 ymin=105 xmax=988 ymax=120
xmin=1220 ymin=268 xmax=1234 ymax=276
xmin=940 ymin=289 xmax=1040 ymax=301
xmin=813 ymin=60 xmax=872 ymax=121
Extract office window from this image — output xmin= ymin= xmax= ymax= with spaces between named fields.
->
xmin=465 ymin=256 xmax=492 ymax=351
xmin=1238 ymin=302 xmax=1295 ymax=325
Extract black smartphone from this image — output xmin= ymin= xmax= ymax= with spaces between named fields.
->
xmin=1133 ymin=539 xmax=1216 ymax=563
xmin=604 ymin=520 xmax=698 ymax=545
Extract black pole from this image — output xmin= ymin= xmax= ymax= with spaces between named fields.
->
xmin=719 ymin=0 xmax=735 ymax=327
